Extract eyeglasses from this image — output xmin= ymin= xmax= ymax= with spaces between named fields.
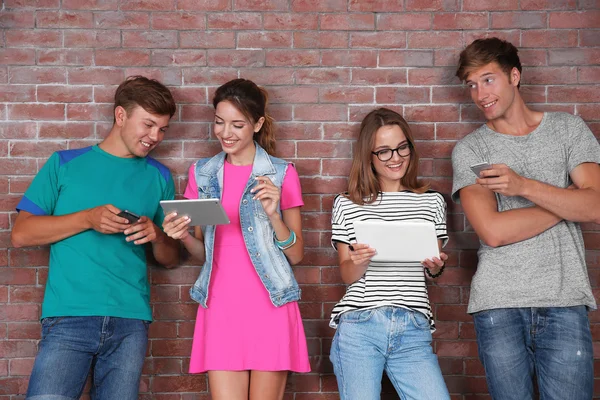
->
xmin=371 ymin=143 xmax=412 ymax=161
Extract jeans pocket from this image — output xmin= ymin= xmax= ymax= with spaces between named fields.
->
xmin=40 ymin=317 xmax=64 ymax=337
xmin=339 ymin=308 xmax=376 ymax=324
xmin=409 ymin=311 xmax=431 ymax=330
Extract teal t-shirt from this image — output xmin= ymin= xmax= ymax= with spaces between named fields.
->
xmin=17 ymin=145 xmax=175 ymax=321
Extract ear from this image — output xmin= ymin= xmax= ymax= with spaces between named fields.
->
xmin=510 ymin=67 xmax=520 ymax=87
xmin=254 ymin=116 xmax=265 ymax=133
xmin=114 ymin=106 xmax=127 ymax=127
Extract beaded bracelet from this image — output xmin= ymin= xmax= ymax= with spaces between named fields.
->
xmin=425 ymin=264 xmax=445 ymax=278
xmin=274 ymin=230 xmax=296 ymax=251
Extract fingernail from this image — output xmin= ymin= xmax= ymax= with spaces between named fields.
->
xmin=349 ymin=245 xmax=355 ymax=251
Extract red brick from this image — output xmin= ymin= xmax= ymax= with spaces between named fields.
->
xmin=151 ymin=375 xmax=206 ymax=392
xmin=151 ymin=12 xmax=205 ymax=30
xmin=581 ymin=30 xmax=600 ymax=47
xmin=0 ymin=305 xmax=39 ymax=322
xmin=297 ymin=141 xmax=351 ymax=158
xmin=300 ymin=177 xmax=347 ymax=194
xmin=0 ymin=11 xmax=35 ymax=28
xmin=548 ymin=86 xmax=600 ymax=103
xmin=376 ymin=87 xmax=430 ymax=104
xmin=380 ymin=50 xmax=434 ymax=67
xmin=5 ymin=29 xmax=62 ymax=47
xmin=239 ymin=68 xmax=294 ymax=85
xmin=0 ymin=376 xmax=29 ymax=395
xmin=409 ymin=67 xmax=457 ymax=86
xmin=436 ymin=340 xmax=479 ymax=357
xmin=208 ymin=50 xmax=264 ymax=67
xmin=123 ymin=31 xmax=178 ymax=48
xmin=290 ymin=0 xmax=346 ymax=12
xmin=294 ymin=105 xmax=347 ymax=122
xmin=68 ymin=67 xmax=124 ymax=84
xmin=207 ymin=12 xmax=262 ymax=29
xmin=94 ymin=11 xmax=150 ymax=29
xmin=66 ymin=104 xmax=112 ymax=121
xmin=268 ymin=86 xmax=318 ymax=104
xmin=432 ymin=86 xmax=471 ymax=103
xmin=405 ymin=105 xmax=459 ymax=122
xmin=549 ymin=48 xmax=600 ymax=66
xmin=433 ymin=12 xmax=488 ymax=29
xmin=463 ymin=0 xmax=518 ymax=10
xmin=491 ymin=11 xmax=547 ymax=29
xmin=7 ymin=322 xmax=40 ymax=339
xmin=350 ymin=32 xmax=406 ymax=48
xmin=151 ymin=50 xmax=207 ymax=67
xmin=407 ymin=0 xmax=460 ymax=10
xmin=9 ymin=104 xmax=65 ymax=121
xmin=522 ymin=30 xmax=578 ymax=48
xmin=179 ymin=32 xmax=234 ymax=49
xmin=267 ymin=50 xmax=319 ymax=67
xmin=436 ymin=123 xmax=482 ymax=140
xmin=10 ymin=141 xmax=68 ymax=158
xmin=0 ymin=123 xmax=37 ymax=140
xmin=10 ymin=66 xmax=66 ymax=84
xmin=263 ymin=13 xmax=318 ymax=29
xmin=549 ymin=11 xmax=600 ymax=27
xmin=238 ymin=32 xmax=293 ymax=48
xmin=377 ymin=13 xmax=432 ymax=30
xmin=0 ymin=85 xmax=35 ymax=102
xmin=578 ymin=105 xmax=600 ymax=122
xmin=463 ymin=30 xmax=521 ymax=48
xmin=36 ymin=11 xmax=94 ymax=28
xmin=234 ymin=0 xmax=288 ymax=10
xmin=294 ymin=32 xmax=348 ymax=49
xmin=320 ymin=50 xmax=377 ymax=67
xmin=176 ymin=0 xmax=229 ymax=10
xmin=96 ymin=50 xmax=150 ymax=66
xmin=521 ymin=0 xmax=576 ymax=9
xmin=37 ymin=49 xmax=93 ymax=66
xmin=37 ymin=86 xmax=93 ymax=103
xmin=120 ymin=0 xmax=175 ymax=11
xmin=348 ymin=0 xmax=403 ymax=10
xmin=320 ymin=87 xmax=373 ymax=103
xmin=62 ymin=0 xmax=118 ymax=9
xmin=320 ymin=14 xmax=375 ymax=31
xmin=9 ymin=358 xmax=35 ymax=376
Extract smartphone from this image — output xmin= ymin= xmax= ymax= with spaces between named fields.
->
xmin=117 ymin=210 xmax=140 ymax=224
xmin=470 ymin=162 xmax=492 ymax=177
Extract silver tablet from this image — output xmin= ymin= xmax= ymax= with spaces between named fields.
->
xmin=353 ymin=220 xmax=439 ymax=262
xmin=160 ymin=199 xmax=230 ymax=226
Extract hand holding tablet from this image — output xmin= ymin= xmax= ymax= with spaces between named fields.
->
xmin=353 ymin=220 xmax=439 ymax=262
xmin=160 ymin=199 xmax=230 ymax=226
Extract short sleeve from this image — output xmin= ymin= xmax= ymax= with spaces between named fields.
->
xmin=183 ymin=162 xmax=199 ymax=200
xmin=451 ymin=137 xmax=485 ymax=204
xmin=330 ymin=194 xmax=352 ymax=249
xmin=567 ymin=116 xmax=600 ymax=172
xmin=16 ymin=152 xmax=61 ymax=216
xmin=433 ymin=192 xmax=449 ymax=248
xmin=280 ymin=164 xmax=303 ymax=210
xmin=153 ymin=171 xmax=176 ymax=227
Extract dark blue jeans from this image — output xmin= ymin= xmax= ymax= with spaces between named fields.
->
xmin=473 ymin=306 xmax=593 ymax=400
xmin=26 ymin=316 xmax=149 ymax=400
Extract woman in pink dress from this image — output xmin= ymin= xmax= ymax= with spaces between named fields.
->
xmin=163 ymin=78 xmax=310 ymax=400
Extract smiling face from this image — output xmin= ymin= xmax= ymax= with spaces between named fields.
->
xmin=465 ymin=61 xmax=520 ymax=121
xmin=117 ymin=105 xmax=170 ymax=158
xmin=371 ymin=124 xmax=411 ymax=192
xmin=214 ymin=100 xmax=264 ymax=164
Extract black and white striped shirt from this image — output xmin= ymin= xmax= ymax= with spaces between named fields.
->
xmin=329 ymin=190 xmax=448 ymax=330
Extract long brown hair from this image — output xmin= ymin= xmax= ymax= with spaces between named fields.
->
xmin=213 ymin=78 xmax=276 ymax=155
xmin=347 ymin=108 xmax=429 ymax=205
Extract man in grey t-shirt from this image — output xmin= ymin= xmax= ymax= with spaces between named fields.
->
xmin=451 ymin=38 xmax=600 ymax=400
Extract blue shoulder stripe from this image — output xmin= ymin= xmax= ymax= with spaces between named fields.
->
xmin=16 ymin=196 xmax=47 ymax=216
xmin=58 ymin=147 xmax=93 ymax=166
xmin=146 ymin=157 xmax=171 ymax=183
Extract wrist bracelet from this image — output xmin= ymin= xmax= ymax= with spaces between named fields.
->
xmin=274 ymin=230 xmax=296 ymax=250
xmin=425 ymin=264 xmax=445 ymax=278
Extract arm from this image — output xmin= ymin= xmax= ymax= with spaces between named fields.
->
xmin=270 ymin=206 xmax=304 ymax=265
xmin=422 ymin=240 xmax=448 ymax=281
xmin=11 ymin=205 xmax=132 ymax=248
xmin=520 ymin=163 xmax=600 ymax=224
xmin=162 ymin=213 xmax=206 ymax=264
xmin=459 ymin=183 xmax=562 ymax=248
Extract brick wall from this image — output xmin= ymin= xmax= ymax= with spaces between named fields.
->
xmin=1 ymin=0 xmax=599 ymax=398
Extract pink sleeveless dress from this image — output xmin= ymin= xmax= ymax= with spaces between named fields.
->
xmin=184 ymin=160 xmax=310 ymax=373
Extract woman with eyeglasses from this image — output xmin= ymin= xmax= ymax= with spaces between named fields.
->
xmin=329 ymin=108 xmax=450 ymax=400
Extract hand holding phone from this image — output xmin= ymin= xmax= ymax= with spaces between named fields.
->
xmin=117 ymin=210 xmax=140 ymax=224
xmin=470 ymin=162 xmax=492 ymax=178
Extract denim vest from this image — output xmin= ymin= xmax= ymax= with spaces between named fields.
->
xmin=189 ymin=143 xmax=301 ymax=308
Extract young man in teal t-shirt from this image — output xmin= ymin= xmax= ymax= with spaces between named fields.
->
xmin=12 ymin=76 xmax=181 ymax=400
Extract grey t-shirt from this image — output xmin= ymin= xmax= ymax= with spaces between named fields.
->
xmin=451 ymin=112 xmax=600 ymax=314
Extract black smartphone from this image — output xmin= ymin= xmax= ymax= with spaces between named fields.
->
xmin=117 ymin=210 xmax=140 ymax=224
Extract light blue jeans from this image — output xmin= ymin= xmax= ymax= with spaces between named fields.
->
xmin=26 ymin=316 xmax=149 ymax=400
xmin=473 ymin=306 xmax=593 ymax=400
xmin=330 ymin=306 xmax=450 ymax=400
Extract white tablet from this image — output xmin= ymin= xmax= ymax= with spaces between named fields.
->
xmin=160 ymin=199 xmax=230 ymax=226
xmin=353 ymin=220 xmax=439 ymax=262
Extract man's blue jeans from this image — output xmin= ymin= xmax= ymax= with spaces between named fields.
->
xmin=26 ymin=316 xmax=149 ymax=400
xmin=330 ymin=306 xmax=450 ymax=400
xmin=473 ymin=306 xmax=593 ymax=400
